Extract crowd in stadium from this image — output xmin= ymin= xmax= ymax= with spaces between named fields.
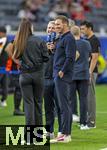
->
xmin=0 ymin=0 xmax=106 ymax=32
xmin=18 ymin=0 xmax=103 ymax=22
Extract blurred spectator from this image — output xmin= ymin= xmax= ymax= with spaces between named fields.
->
xmin=80 ymin=0 xmax=92 ymax=12
xmin=0 ymin=0 xmax=104 ymax=31
xmin=70 ymin=2 xmax=85 ymax=21
xmin=92 ymin=0 xmax=102 ymax=8
xmin=48 ymin=0 xmax=69 ymax=19
xmin=5 ymin=42 xmax=24 ymax=116
xmin=18 ymin=0 xmax=48 ymax=21
xmin=0 ymin=26 xmax=9 ymax=107
xmin=18 ymin=0 xmax=37 ymax=21
xmin=97 ymin=54 xmax=107 ymax=75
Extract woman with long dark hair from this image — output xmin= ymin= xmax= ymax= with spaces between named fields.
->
xmin=12 ymin=18 xmax=49 ymax=125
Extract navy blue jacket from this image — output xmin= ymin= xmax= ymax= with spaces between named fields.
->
xmin=72 ymin=39 xmax=91 ymax=80
xmin=53 ymin=31 xmax=76 ymax=83
xmin=44 ymin=52 xmax=54 ymax=79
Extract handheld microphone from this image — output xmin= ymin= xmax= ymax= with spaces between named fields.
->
xmin=46 ymin=32 xmax=56 ymax=43
xmin=46 ymin=34 xmax=51 ymax=43
xmin=50 ymin=32 xmax=56 ymax=43
xmin=46 ymin=32 xmax=56 ymax=53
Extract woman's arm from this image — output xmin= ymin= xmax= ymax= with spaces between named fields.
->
xmin=5 ymin=42 xmax=14 ymax=57
xmin=5 ymin=42 xmax=20 ymax=66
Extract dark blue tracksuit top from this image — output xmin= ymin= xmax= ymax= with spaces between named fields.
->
xmin=53 ymin=31 xmax=76 ymax=83
xmin=72 ymin=39 xmax=92 ymax=80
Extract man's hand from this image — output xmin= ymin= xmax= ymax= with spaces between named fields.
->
xmin=89 ymin=71 xmax=93 ymax=82
xmin=90 ymin=53 xmax=99 ymax=74
xmin=47 ymin=42 xmax=55 ymax=52
xmin=58 ymin=71 xmax=64 ymax=78
xmin=75 ymin=50 xmax=80 ymax=61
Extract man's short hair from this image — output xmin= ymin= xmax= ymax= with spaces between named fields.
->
xmin=0 ymin=26 xmax=6 ymax=33
xmin=71 ymin=26 xmax=80 ymax=36
xmin=55 ymin=15 xmax=69 ymax=25
xmin=80 ymin=21 xmax=94 ymax=31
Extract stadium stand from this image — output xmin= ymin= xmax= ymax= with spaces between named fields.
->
xmin=0 ymin=0 xmax=107 ymax=32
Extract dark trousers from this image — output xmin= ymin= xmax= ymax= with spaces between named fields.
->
xmin=54 ymin=77 xmax=72 ymax=135
xmin=72 ymin=92 xmax=78 ymax=115
xmin=71 ymin=80 xmax=89 ymax=125
xmin=0 ymin=74 xmax=8 ymax=101
xmin=44 ymin=78 xmax=62 ymax=133
xmin=12 ymin=74 xmax=22 ymax=111
xmin=19 ymin=71 xmax=44 ymax=125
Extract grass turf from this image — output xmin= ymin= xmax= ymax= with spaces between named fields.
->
xmin=0 ymin=85 xmax=107 ymax=150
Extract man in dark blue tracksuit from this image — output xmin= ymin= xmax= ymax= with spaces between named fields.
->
xmin=71 ymin=26 xmax=91 ymax=130
xmin=53 ymin=15 xmax=76 ymax=143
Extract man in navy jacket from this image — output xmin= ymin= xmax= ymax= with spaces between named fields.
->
xmin=52 ymin=15 xmax=76 ymax=143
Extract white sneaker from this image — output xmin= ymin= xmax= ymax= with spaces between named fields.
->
xmin=1 ymin=101 xmax=7 ymax=107
xmin=73 ymin=114 xmax=79 ymax=122
xmin=88 ymin=122 xmax=96 ymax=129
xmin=50 ymin=132 xmax=55 ymax=139
xmin=80 ymin=124 xmax=90 ymax=130
xmin=88 ymin=126 xmax=96 ymax=129
xmin=46 ymin=132 xmax=55 ymax=139
xmin=57 ymin=132 xmax=62 ymax=137
xmin=50 ymin=134 xmax=71 ymax=143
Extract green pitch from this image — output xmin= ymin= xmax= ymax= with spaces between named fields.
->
xmin=0 ymin=85 xmax=107 ymax=150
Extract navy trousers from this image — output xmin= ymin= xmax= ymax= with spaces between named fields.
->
xmin=44 ymin=78 xmax=62 ymax=133
xmin=72 ymin=92 xmax=78 ymax=115
xmin=54 ymin=76 xmax=72 ymax=135
xmin=71 ymin=80 xmax=89 ymax=125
